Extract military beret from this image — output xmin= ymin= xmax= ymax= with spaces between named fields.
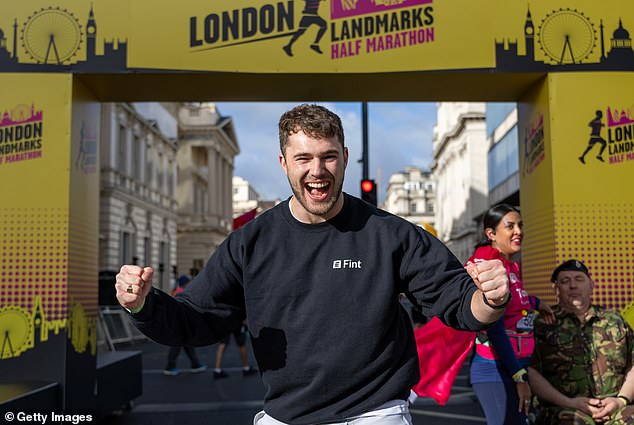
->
xmin=551 ymin=259 xmax=589 ymax=283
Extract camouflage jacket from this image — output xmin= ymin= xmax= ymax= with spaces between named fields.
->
xmin=531 ymin=304 xmax=634 ymax=400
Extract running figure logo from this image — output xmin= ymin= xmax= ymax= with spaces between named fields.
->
xmin=283 ymin=0 xmax=327 ymax=56
xmin=579 ymin=110 xmax=607 ymax=164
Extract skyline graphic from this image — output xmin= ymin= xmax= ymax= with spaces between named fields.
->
xmin=0 ymin=4 xmax=631 ymax=72
xmin=495 ymin=7 xmax=634 ymax=71
xmin=607 ymin=106 xmax=634 ymax=127
xmin=0 ymin=103 xmax=42 ymax=127
xmin=0 ymin=5 xmax=128 ymax=72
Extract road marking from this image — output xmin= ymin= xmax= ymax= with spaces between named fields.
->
xmin=144 ymin=366 xmax=248 ymax=374
xmin=410 ymin=408 xmax=487 ymax=423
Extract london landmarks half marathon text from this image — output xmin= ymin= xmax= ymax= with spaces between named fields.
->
xmin=607 ymin=120 xmax=634 ymax=164
xmin=188 ymin=1 xmax=435 ymax=59
xmin=0 ymin=121 xmax=43 ymax=165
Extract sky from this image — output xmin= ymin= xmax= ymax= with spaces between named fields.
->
xmin=216 ymin=102 xmax=438 ymax=203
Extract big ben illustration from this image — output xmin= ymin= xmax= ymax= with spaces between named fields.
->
xmin=525 ymin=8 xmax=535 ymax=59
xmin=86 ymin=5 xmax=97 ymax=61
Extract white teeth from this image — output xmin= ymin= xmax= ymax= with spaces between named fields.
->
xmin=307 ymin=182 xmax=328 ymax=188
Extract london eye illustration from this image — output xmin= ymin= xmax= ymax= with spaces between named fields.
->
xmin=0 ymin=306 xmax=33 ymax=360
xmin=538 ymin=9 xmax=596 ymax=65
xmin=11 ymin=104 xmax=31 ymax=121
xmin=21 ymin=7 xmax=83 ymax=65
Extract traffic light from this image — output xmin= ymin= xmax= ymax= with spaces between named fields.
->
xmin=360 ymin=179 xmax=377 ymax=206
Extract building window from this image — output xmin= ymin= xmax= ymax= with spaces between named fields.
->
xmin=486 ymin=103 xmax=516 ymax=137
xmin=157 ymin=153 xmax=164 ymax=193
xmin=132 ymin=134 xmax=141 ymax=180
xmin=144 ymin=237 xmax=151 ymax=266
xmin=404 ymin=181 xmax=420 ymax=191
xmin=118 ymin=125 xmax=127 ymax=174
xmin=145 ymin=146 xmax=153 ymax=186
xmin=193 ymin=181 xmax=201 ymax=214
xmin=158 ymin=241 xmax=167 ymax=289
xmin=410 ymin=202 xmax=417 ymax=213
xmin=167 ymin=161 xmax=174 ymax=198
xmin=427 ymin=202 xmax=435 ymax=214
xmin=488 ymin=125 xmax=519 ymax=190
xmin=121 ymin=231 xmax=131 ymax=264
xmin=192 ymin=259 xmax=204 ymax=276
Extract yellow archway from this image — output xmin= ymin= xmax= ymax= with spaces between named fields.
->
xmin=1 ymin=0 xmax=633 ymax=411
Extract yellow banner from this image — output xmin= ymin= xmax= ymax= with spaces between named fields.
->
xmin=0 ymin=1 xmax=631 ymax=73
xmin=518 ymin=77 xmax=557 ymax=304
xmin=129 ymin=0 xmax=492 ymax=72
xmin=520 ymin=72 xmax=634 ymax=313
xmin=0 ymin=73 xmax=71 ymax=206
xmin=549 ymin=73 xmax=634 ymax=198
xmin=0 ymin=73 xmax=73 ymax=360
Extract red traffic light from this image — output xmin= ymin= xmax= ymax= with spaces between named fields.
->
xmin=361 ymin=179 xmax=374 ymax=192
xmin=360 ymin=179 xmax=377 ymax=205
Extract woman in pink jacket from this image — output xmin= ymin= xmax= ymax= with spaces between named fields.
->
xmin=468 ymin=204 xmax=553 ymax=424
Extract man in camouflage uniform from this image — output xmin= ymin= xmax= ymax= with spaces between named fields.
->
xmin=528 ymin=259 xmax=634 ymax=424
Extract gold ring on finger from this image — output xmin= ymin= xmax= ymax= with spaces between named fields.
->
xmin=127 ymin=285 xmax=133 ymax=294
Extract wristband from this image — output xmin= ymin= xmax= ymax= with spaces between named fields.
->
xmin=512 ymin=368 xmax=528 ymax=383
xmin=125 ymin=298 xmax=146 ymax=315
xmin=618 ymin=395 xmax=631 ymax=406
xmin=482 ymin=291 xmax=511 ymax=310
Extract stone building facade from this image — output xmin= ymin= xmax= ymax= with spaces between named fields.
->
xmin=431 ymin=102 xmax=488 ymax=263
xmin=99 ymin=102 xmax=179 ymax=293
xmin=176 ymin=103 xmax=239 ymax=276
xmin=383 ymin=166 xmax=436 ymax=232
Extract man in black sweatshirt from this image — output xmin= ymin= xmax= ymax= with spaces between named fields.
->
xmin=116 ymin=104 xmax=511 ymax=425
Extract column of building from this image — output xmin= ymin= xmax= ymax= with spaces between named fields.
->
xmin=207 ymin=145 xmax=218 ymax=219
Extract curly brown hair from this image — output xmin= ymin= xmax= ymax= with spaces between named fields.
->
xmin=278 ymin=104 xmax=345 ymax=155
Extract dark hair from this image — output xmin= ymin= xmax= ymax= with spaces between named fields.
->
xmin=475 ymin=203 xmax=520 ymax=248
xmin=278 ymin=104 xmax=345 ymax=156
xmin=178 ymin=275 xmax=191 ymax=287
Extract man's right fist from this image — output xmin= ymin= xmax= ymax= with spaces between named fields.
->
xmin=116 ymin=265 xmax=153 ymax=310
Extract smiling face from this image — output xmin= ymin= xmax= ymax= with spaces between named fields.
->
xmin=555 ymin=270 xmax=594 ymax=316
xmin=280 ymin=130 xmax=348 ymax=223
xmin=487 ymin=211 xmax=523 ymax=259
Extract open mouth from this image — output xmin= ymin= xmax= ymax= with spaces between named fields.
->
xmin=305 ymin=181 xmax=331 ymax=201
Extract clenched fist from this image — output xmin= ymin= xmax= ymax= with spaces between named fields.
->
xmin=466 ymin=259 xmax=510 ymax=308
xmin=115 ymin=265 xmax=153 ymax=311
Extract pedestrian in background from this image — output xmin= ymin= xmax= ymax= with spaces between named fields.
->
xmin=213 ymin=321 xmax=257 ymax=379
xmin=163 ymin=275 xmax=207 ymax=376
xmin=115 ymin=104 xmax=511 ymax=425
xmin=529 ymin=260 xmax=634 ymax=424
xmin=468 ymin=204 xmax=554 ymax=424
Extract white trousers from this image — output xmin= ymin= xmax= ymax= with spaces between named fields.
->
xmin=253 ymin=399 xmax=413 ymax=425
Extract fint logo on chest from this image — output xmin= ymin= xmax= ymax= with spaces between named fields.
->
xmin=332 ymin=259 xmax=362 ymax=269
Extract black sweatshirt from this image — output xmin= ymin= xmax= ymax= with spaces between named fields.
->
xmin=131 ymin=193 xmax=486 ymax=424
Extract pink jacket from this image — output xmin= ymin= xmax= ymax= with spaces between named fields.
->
xmin=466 ymin=245 xmax=538 ymax=332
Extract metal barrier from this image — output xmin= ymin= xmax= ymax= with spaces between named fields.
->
xmin=97 ymin=306 xmax=147 ymax=351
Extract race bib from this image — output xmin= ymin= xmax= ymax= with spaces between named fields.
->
xmin=516 ymin=311 xmax=535 ymax=332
